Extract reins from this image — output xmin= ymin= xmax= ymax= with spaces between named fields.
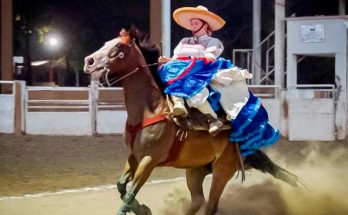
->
xmin=99 ymin=60 xmax=159 ymax=88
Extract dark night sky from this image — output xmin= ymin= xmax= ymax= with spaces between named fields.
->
xmin=14 ymin=0 xmax=341 ymax=54
xmin=13 ymin=0 xmax=342 ymax=80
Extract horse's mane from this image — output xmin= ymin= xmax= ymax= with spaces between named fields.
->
xmin=127 ymin=26 xmax=166 ymax=94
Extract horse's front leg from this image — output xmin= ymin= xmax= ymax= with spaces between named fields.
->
xmin=117 ymin=154 xmax=138 ymax=198
xmin=117 ymin=155 xmax=157 ymax=215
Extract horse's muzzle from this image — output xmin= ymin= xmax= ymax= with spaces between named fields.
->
xmin=83 ymin=55 xmax=109 ymax=74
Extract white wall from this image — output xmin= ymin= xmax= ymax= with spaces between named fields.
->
xmin=97 ymin=111 xmax=127 ymax=134
xmin=26 ymin=112 xmax=92 ymax=135
xmin=262 ymin=99 xmax=281 ymax=129
xmin=0 ymin=95 xmax=15 ymax=133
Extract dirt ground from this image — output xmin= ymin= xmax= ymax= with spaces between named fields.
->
xmin=0 ymin=134 xmax=348 ymax=215
xmin=0 ymin=134 xmax=184 ymax=196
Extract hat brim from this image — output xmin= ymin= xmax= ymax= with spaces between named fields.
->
xmin=173 ymin=7 xmax=225 ymax=31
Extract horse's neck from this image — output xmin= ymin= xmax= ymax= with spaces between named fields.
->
xmin=122 ymin=66 xmax=166 ymax=125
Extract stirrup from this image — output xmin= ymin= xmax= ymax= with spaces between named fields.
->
xmin=208 ymin=120 xmax=224 ymax=135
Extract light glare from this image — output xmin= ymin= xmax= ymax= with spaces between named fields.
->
xmin=48 ymin=37 xmax=58 ymax=46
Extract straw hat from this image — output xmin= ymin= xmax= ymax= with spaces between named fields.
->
xmin=173 ymin=6 xmax=225 ymax=31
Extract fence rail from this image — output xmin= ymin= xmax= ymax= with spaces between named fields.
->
xmin=1 ymin=81 xmax=282 ymax=136
xmin=1 ymin=81 xmax=345 ymax=139
xmin=0 ymin=81 xmax=127 ymax=135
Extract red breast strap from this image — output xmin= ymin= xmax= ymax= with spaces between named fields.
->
xmin=125 ymin=114 xmax=168 ymax=150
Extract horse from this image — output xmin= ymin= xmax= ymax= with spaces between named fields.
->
xmin=84 ymin=27 xmax=304 ymax=215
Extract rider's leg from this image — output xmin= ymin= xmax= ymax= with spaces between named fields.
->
xmin=196 ymin=101 xmax=223 ymax=135
xmin=171 ymin=95 xmax=188 ymax=117
xmin=186 ymin=87 xmax=223 ymax=135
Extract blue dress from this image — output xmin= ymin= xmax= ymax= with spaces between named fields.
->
xmin=159 ymin=57 xmax=280 ymax=157
xmin=228 ymin=92 xmax=280 ymax=157
xmin=159 ymin=57 xmax=232 ymax=98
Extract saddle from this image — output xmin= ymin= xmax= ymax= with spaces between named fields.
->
xmin=166 ymin=96 xmax=231 ymax=132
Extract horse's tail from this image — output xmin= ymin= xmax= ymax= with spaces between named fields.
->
xmin=244 ymin=150 xmax=309 ymax=190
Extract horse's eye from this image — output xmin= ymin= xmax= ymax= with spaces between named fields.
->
xmin=108 ymin=47 xmax=118 ymax=58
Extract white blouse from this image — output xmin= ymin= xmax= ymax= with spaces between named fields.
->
xmin=171 ymin=35 xmax=252 ymax=120
xmin=173 ymin=35 xmax=224 ymax=60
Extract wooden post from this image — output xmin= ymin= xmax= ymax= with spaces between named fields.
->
xmin=252 ymin=0 xmax=261 ymax=84
xmin=275 ymin=0 xmax=287 ymax=136
xmin=339 ymin=0 xmax=346 ymax=15
xmin=90 ymin=81 xmax=98 ymax=136
xmin=274 ymin=0 xmax=285 ymax=88
xmin=150 ymin=0 xmax=171 ymax=57
xmin=1 ymin=0 xmax=13 ymax=92
xmin=150 ymin=0 xmax=162 ymax=46
xmin=161 ymin=0 xmax=171 ymax=57
xmin=14 ymin=81 xmax=26 ymax=134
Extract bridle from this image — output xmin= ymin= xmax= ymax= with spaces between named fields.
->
xmin=100 ymin=62 xmax=159 ymax=87
xmin=96 ymin=41 xmax=159 ymax=87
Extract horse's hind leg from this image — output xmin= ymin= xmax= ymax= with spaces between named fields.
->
xmin=205 ymin=146 xmax=238 ymax=215
xmin=118 ymin=155 xmax=157 ymax=215
xmin=185 ymin=165 xmax=211 ymax=215
xmin=117 ymin=154 xmax=138 ymax=198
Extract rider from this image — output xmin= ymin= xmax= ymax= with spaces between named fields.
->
xmin=159 ymin=5 xmax=280 ymax=155
xmin=159 ymin=5 xmax=228 ymax=134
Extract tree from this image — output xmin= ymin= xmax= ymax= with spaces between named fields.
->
xmin=13 ymin=0 xmax=151 ymax=86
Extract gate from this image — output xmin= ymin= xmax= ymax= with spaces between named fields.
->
xmin=90 ymin=82 xmax=127 ymax=134
xmin=25 ymin=86 xmax=92 ymax=135
xmin=288 ymin=85 xmax=336 ymax=140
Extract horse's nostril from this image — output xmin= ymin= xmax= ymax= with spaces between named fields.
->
xmin=87 ymin=58 xmax=94 ymax=66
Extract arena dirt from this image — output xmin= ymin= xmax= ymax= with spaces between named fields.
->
xmin=0 ymin=134 xmax=347 ymax=215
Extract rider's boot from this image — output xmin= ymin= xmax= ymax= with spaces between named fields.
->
xmin=197 ymin=101 xmax=223 ymax=135
xmin=206 ymin=114 xmax=224 ymax=135
xmin=171 ymin=96 xmax=188 ymax=118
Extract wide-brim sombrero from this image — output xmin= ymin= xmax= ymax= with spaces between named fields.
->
xmin=173 ymin=5 xmax=225 ymax=31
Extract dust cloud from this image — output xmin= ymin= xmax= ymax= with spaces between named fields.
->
xmin=160 ymin=140 xmax=348 ymax=215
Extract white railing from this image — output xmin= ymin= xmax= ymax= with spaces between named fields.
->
xmin=0 ymin=81 xmax=127 ymax=135
xmin=0 ymin=81 xmax=16 ymax=133
xmin=287 ymin=84 xmax=335 ymax=99
xmin=1 ymin=81 xmax=344 ymax=139
xmin=25 ymin=86 xmax=92 ymax=135
xmin=249 ymin=85 xmax=281 ymax=98
xmin=233 ymin=31 xmax=276 ymax=85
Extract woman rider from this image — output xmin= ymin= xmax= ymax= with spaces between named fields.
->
xmin=159 ymin=5 xmax=280 ymax=156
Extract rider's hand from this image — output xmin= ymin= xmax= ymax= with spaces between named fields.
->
xmin=158 ymin=56 xmax=171 ymax=63
xmin=205 ymin=57 xmax=215 ymax=63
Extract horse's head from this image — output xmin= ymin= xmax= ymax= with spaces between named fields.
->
xmin=84 ymin=27 xmax=161 ymax=88
xmin=84 ymin=29 xmax=140 ymax=85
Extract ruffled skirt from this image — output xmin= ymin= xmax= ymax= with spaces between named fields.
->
xmin=229 ymin=92 xmax=280 ymax=157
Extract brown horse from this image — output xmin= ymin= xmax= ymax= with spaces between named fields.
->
xmin=84 ymin=28 xmax=303 ymax=215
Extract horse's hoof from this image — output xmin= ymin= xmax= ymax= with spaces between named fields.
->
xmin=116 ymin=211 xmax=127 ymax=215
xmin=117 ymin=205 xmax=130 ymax=215
xmin=139 ymin=204 xmax=152 ymax=215
xmin=117 ymin=182 xmax=127 ymax=197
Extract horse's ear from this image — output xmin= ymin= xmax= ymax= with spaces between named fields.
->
xmin=119 ymin=28 xmax=127 ymax=37
xmin=119 ymin=28 xmax=132 ymax=44
xmin=128 ymin=25 xmax=138 ymax=41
